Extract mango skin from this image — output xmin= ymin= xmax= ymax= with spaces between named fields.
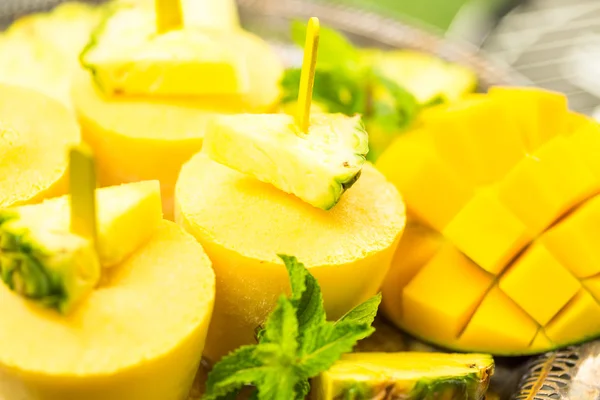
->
xmin=175 ymin=154 xmax=406 ymax=362
xmin=0 ymin=221 xmax=215 ymax=400
xmin=72 ymin=30 xmax=283 ymax=219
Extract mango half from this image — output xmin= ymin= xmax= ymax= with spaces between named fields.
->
xmin=0 ymin=220 xmax=215 ymax=400
xmin=175 ymin=153 xmax=406 ymax=362
xmin=0 ymin=84 xmax=80 ymax=208
xmin=377 ymin=87 xmax=600 ymax=355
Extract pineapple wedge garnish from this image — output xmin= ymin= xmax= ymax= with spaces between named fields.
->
xmin=0 ymin=181 xmax=162 ymax=313
xmin=80 ymin=4 xmax=248 ymax=97
xmin=202 ymin=113 xmax=369 ymax=210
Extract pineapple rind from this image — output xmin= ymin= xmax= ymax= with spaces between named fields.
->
xmin=315 ymin=352 xmax=493 ymax=400
xmin=0 ymin=211 xmax=100 ymax=314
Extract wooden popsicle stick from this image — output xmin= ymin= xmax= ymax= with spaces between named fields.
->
xmin=155 ymin=0 xmax=183 ymax=34
xmin=69 ymin=144 xmax=98 ymax=244
xmin=296 ymin=17 xmax=320 ymax=133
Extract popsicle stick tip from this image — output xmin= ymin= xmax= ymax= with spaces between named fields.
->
xmin=69 ymin=144 xmax=98 ymax=242
xmin=296 ymin=16 xmax=321 ymax=133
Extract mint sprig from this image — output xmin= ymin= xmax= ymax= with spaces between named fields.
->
xmin=203 ymin=255 xmax=381 ymax=400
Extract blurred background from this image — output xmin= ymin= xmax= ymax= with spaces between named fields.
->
xmin=345 ymin=0 xmax=600 ymax=119
xmin=2 ymin=0 xmax=600 ymax=118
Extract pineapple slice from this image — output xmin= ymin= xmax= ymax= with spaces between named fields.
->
xmin=202 ymin=113 xmax=368 ymax=210
xmin=81 ymin=5 xmax=248 ymax=97
xmin=0 ymin=181 xmax=162 ymax=313
xmin=313 ymin=352 xmax=494 ymax=400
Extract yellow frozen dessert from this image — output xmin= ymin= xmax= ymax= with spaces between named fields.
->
xmin=0 ymin=180 xmax=216 ymax=400
xmin=175 ymin=108 xmax=406 ymax=361
xmin=72 ymin=0 xmax=284 ymax=219
xmin=0 ymin=83 xmax=80 ymax=208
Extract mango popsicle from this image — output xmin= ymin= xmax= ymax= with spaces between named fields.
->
xmin=175 ymin=18 xmax=406 ymax=361
xmin=0 ymin=84 xmax=80 ymax=208
xmin=0 ymin=176 xmax=215 ymax=400
xmin=72 ymin=0 xmax=284 ymax=219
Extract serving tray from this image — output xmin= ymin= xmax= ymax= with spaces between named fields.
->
xmin=0 ymin=0 xmax=598 ymax=398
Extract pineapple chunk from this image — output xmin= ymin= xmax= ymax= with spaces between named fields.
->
xmin=0 ymin=216 xmax=99 ymax=314
xmin=0 ymin=181 xmax=162 ymax=313
xmin=458 ymin=286 xmax=538 ymax=352
xmin=544 ymin=290 xmax=600 ymax=345
xmin=202 ymin=113 xmax=368 ymax=210
xmin=499 ymin=243 xmax=581 ymax=326
xmin=313 ymin=352 xmax=494 ymax=400
xmin=443 ymin=189 xmax=532 ymax=275
xmin=542 ymin=194 xmax=600 ymax=278
xmin=81 ymin=5 xmax=248 ymax=97
xmin=402 ymin=244 xmax=494 ymax=341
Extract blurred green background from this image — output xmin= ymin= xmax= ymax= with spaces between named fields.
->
xmin=336 ymin=0 xmax=511 ymax=31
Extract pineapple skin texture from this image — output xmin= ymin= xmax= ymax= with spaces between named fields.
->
xmin=0 ymin=84 xmax=80 ymax=209
xmin=0 ymin=221 xmax=215 ymax=400
xmin=175 ymin=154 xmax=406 ymax=362
xmin=313 ymin=352 xmax=494 ymax=400
xmin=377 ymin=87 xmax=600 ymax=355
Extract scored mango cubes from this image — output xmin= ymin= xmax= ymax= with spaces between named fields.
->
xmin=499 ymin=243 xmax=580 ymax=326
xmin=443 ymin=189 xmax=531 ymax=274
xmin=377 ymin=86 xmax=600 ymax=355
xmin=489 ymin=86 xmax=568 ymax=152
xmin=426 ymin=96 xmax=525 ymax=185
xmin=542 ymin=194 xmax=600 ymax=278
xmin=376 ymin=129 xmax=473 ymax=231
xmin=498 ymin=135 xmax=599 ymax=235
xmin=402 ymin=244 xmax=494 ymax=342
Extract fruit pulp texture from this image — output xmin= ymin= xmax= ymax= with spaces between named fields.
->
xmin=377 ymin=87 xmax=600 ymax=354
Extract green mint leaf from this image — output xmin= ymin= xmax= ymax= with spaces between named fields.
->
xmin=261 ymin=296 xmax=299 ymax=357
xmin=202 ymin=345 xmax=265 ymax=400
xmin=297 ymin=321 xmax=375 ymax=378
xmin=205 ymin=255 xmax=381 ymax=400
xmin=256 ymin=368 xmax=300 ymax=400
xmin=280 ymin=67 xmax=366 ymax=116
xmin=336 ymin=292 xmax=382 ymax=326
xmin=278 ymin=254 xmax=326 ymax=332
xmin=290 ymin=20 xmax=359 ymax=68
